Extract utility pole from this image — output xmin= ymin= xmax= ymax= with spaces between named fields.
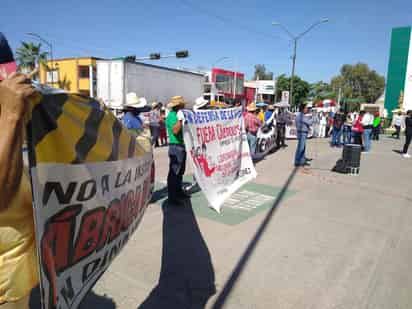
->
xmin=272 ymin=18 xmax=329 ymax=107
xmin=337 ymin=87 xmax=342 ymax=109
xmin=290 ymin=38 xmax=297 ymax=108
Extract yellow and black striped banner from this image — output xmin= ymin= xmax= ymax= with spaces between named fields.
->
xmin=26 ymin=92 xmax=154 ymax=309
xmin=27 ymin=93 xmax=149 ymax=166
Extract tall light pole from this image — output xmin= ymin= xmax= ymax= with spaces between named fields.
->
xmin=272 ymin=18 xmax=328 ymax=107
xmin=27 ymin=32 xmax=54 ymax=84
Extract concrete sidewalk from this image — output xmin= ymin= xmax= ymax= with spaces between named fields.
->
xmin=91 ymin=136 xmax=412 ymax=309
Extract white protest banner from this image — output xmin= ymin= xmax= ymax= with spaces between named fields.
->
xmin=285 ymin=113 xmax=314 ymax=139
xmin=182 ymin=107 xmax=257 ymax=212
xmin=27 ymin=93 xmax=154 ymax=309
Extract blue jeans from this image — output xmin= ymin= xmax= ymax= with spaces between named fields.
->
xmin=343 ymin=125 xmax=352 ymax=145
xmin=247 ymin=133 xmax=257 ymax=155
xmin=363 ymin=128 xmax=372 ymax=152
xmin=294 ymin=132 xmax=307 ymax=166
xmin=331 ymin=127 xmax=343 ymax=146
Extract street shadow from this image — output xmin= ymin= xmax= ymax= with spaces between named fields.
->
xmin=29 ymin=287 xmax=116 ymax=309
xmin=151 ymin=182 xmax=201 ymax=204
xmin=392 ymin=149 xmax=403 ymax=154
xmin=80 ymin=291 xmax=116 ymax=309
xmin=151 ymin=186 xmax=168 ymax=203
xmin=138 ymin=199 xmax=216 ymax=309
xmin=211 ymin=167 xmax=298 ymax=309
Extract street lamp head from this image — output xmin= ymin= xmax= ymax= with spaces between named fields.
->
xmin=272 ymin=22 xmax=281 ymax=26
xmin=320 ymin=18 xmax=329 ymax=23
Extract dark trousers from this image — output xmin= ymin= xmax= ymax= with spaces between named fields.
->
xmin=353 ymin=132 xmax=362 ymax=146
xmin=150 ymin=125 xmax=160 ymax=147
xmin=393 ymin=125 xmax=401 ymax=139
xmin=403 ymin=134 xmax=412 ymax=154
xmin=276 ymin=124 xmax=286 ymax=147
xmin=167 ymin=144 xmax=186 ymax=202
xmin=372 ymin=126 xmax=380 ymax=140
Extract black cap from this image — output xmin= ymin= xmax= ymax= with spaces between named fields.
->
xmin=0 ymin=32 xmax=14 ymax=64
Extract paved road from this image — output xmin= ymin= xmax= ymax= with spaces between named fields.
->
xmin=90 ymin=136 xmax=412 ymax=309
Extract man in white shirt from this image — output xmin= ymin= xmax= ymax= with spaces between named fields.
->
xmin=392 ymin=112 xmax=403 ymax=139
xmin=361 ymin=111 xmax=374 ymax=152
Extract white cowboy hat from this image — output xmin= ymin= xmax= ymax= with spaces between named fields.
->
xmin=194 ymin=97 xmax=209 ymax=110
xmin=125 ymin=92 xmax=147 ymax=108
xmin=137 ymin=97 xmax=148 ymax=108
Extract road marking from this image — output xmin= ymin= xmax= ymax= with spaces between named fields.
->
xmin=222 ymin=190 xmax=274 ymax=212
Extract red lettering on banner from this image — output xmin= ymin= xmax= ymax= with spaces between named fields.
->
xmin=39 ymin=178 xmax=152 ymax=308
xmin=73 ymin=208 xmax=105 ymax=264
xmin=41 ymin=204 xmax=82 ymax=307
xmin=97 ymin=199 xmax=122 ymax=250
xmin=196 ymin=126 xmax=216 ymax=145
xmin=133 ymin=185 xmax=142 ymax=219
xmin=216 ymin=124 xmax=240 ymax=140
xmin=139 ymin=179 xmax=150 ymax=214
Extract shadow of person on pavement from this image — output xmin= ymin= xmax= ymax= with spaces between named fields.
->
xmin=29 ymin=286 xmax=116 ymax=309
xmin=138 ymin=199 xmax=216 ymax=309
xmin=151 ymin=186 xmax=169 ymax=203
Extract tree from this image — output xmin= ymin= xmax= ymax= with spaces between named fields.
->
xmin=275 ymin=74 xmax=310 ymax=107
xmin=330 ymin=63 xmax=385 ymax=103
xmin=253 ymin=64 xmax=273 ymax=80
xmin=15 ymin=41 xmax=48 ymax=73
xmin=309 ymin=81 xmax=336 ymax=101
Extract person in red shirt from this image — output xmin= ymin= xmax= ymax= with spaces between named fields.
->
xmin=352 ymin=111 xmax=365 ymax=146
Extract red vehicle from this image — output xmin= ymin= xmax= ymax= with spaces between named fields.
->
xmin=209 ymin=68 xmax=245 ymax=101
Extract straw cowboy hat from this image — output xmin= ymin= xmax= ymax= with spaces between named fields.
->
xmin=125 ymin=92 xmax=147 ymax=108
xmin=167 ymin=96 xmax=186 ymax=109
xmin=247 ymin=102 xmax=257 ymax=112
xmin=194 ymin=97 xmax=209 ymax=110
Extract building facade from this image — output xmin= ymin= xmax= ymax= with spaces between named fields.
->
xmin=385 ymin=27 xmax=412 ymax=116
xmin=39 ymin=57 xmax=100 ymax=97
xmin=207 ymin=68 xmax=245 ymax=101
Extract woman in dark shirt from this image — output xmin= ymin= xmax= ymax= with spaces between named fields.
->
xmin=402 ymin=110 xmax=412 ymax=158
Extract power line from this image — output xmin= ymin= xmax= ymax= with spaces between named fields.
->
xmin=179 ymin=0 xmax=289 ymax=42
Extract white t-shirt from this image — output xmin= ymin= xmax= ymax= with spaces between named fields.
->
xmin=394 ymin=115 xmax=402 ymax=126
xmin=361 ymin=113 xmax=374 ymax=126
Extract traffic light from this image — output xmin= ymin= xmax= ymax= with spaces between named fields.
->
xmin=150 ymin=53 xmax=161 ymax=60
xmin=176 ymin=50 xmax=189 ymax=58
xmin=125 ymin=55 xmax=136 ymax=62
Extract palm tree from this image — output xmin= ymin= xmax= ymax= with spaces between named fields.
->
xmin=15 ymin=41 xmax=48 ymax=74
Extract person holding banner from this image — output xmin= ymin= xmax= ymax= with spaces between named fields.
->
xmin=244 ymin=102 xmax=262 ymax=156
xmin=166 ymin=96 xmax=189 ymax=205
xmin=0 ymin=72 xmax=39 ymax=308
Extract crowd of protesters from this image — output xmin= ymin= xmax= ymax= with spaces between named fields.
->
xmin=2 ymin=28 xmax=412 ymax=308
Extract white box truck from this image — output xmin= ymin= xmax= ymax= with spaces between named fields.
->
xmin=97 ymin=59 xmax=205 ymax=110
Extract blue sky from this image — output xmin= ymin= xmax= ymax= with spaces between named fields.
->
xmin=2 ymin=0 xmax=412 ymax=82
